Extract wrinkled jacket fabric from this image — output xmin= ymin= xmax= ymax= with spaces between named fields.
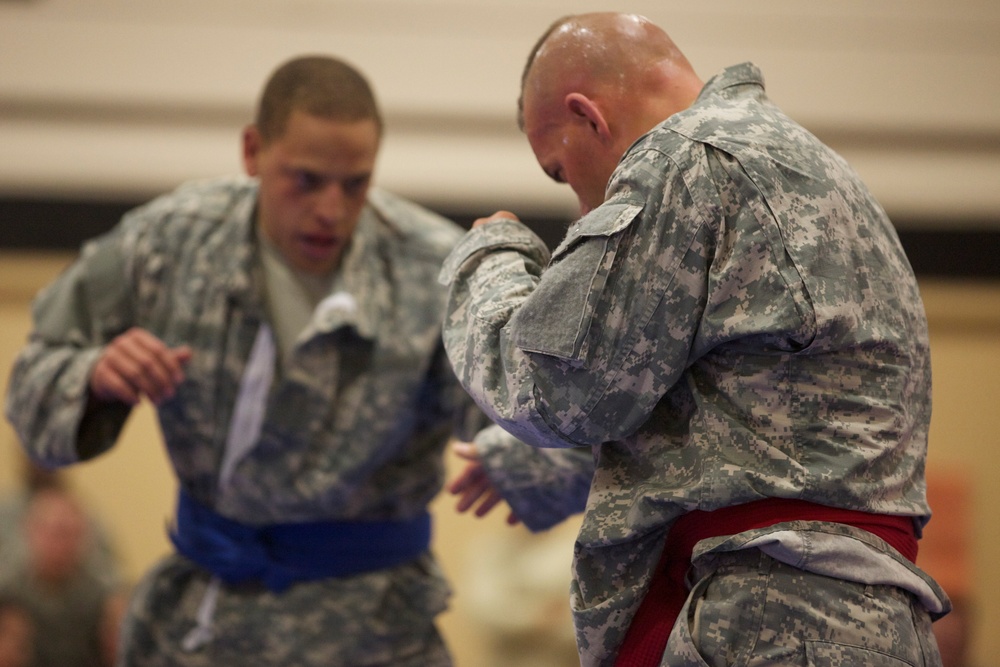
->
xmin=440 ymin=63 xmax=944 ymax=665
xmin=5 ymin=176 xmax=589 ymax=666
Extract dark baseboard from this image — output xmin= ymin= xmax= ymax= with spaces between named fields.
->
xmin=2 ymin=196 xmax=997 ymax=280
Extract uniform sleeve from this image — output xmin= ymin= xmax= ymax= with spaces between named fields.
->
xmin=473 ymin=424 xmax=593 ymax=532
xmin=5 ymin=228 xmax=137 ymax=466
xmin=440 ymin=158 xmax=712 ymax=449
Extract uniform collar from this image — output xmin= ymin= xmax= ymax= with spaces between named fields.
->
xmin=306 ymin=201 xmax=388 ymax=341
xmin=696 ymin=62 xmax=765 ymax=103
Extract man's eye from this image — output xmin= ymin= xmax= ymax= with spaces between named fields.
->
xmin=294 ymin=172 xmax=322 ymax=191
xmin=343 ymin=177 xmax=369 ymax=196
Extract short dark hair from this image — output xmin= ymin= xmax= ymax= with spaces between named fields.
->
xmin=255 ymin=55 xmax=383 ymax=143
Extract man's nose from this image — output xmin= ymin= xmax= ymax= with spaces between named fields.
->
xmin=315 ymin=183 xmax=347 ymax=223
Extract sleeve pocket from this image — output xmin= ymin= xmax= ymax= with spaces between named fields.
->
xmin=508 ymin=203 xmax=642 ymax=361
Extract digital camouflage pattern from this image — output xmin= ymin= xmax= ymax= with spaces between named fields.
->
xmin=5 ymin=176 xmax=588 ymax=666
xmin=667 ymin=533 xmax=942 ymax=667
xmin=441 ymin=63 xmax=948 ymax=665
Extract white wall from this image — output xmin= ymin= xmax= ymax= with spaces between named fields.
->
xmin=1 ymin=0 xmax=998 ymax=224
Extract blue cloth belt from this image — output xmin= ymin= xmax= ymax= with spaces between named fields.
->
xmin=169 ymin=489 xmax=432 ymax=593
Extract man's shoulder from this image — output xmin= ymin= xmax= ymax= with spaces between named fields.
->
xmin=660 ymin=63 xmax=809 ymax=155
xmin=134 ymin=175 xmax=255 ymax=224
xmin=115 ymin=175 xmax=256 ymax=245
xmin=366 ymin=188 xmax=465 ymax=257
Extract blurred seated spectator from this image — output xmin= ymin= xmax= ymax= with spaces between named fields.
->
xmin=0 ymin=456 xmax=123 ymax=592
xmin=0 ymin=485 xmax=127 ymax=667
xmin=0 ymin=597 xmax=34 ymax=667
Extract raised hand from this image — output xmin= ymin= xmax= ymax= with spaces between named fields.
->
xmin=89 ymin=327 xmax=192 ymax=406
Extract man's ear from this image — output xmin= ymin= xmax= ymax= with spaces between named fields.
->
xmin=564 ymin=93 xmax=611 ymax=143
xmin=241 ymin=125 xmax=262 ymax=177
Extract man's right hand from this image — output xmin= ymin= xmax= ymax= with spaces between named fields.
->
xmin=89 ymin=327 xmax=192 ymax=406
xmin=471 ymin=210 xmax=520 ymax=228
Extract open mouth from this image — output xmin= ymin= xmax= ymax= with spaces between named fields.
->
xmin=300 ymin=234 xmax=337 ymax=251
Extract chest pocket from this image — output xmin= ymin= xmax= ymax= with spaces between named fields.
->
xmin=508 ymin=203 xmax=642 ymax=361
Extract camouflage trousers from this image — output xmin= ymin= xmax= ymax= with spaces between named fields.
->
xmin=116 ymin=556 xmax=453 ymax=667
xmin=662 ymin=548 xmax=943 ymax=666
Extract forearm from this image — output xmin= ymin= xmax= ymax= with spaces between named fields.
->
xmin=440 ymin=221 xmax=580 ymax=448
xmin=442 ymin=207 xmax=687 ymax=449
xmin=6 ymin=340 xmax=126 ymax=465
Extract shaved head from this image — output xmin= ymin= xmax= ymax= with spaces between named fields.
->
xmin=518 ymin=12 xmax=697 ymax=130
xmin=516 ymin=12 xmax=704 ymax=213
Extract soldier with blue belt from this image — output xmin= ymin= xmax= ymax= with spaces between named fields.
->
xmin=5 ymin=55 xmax=592 ymax=666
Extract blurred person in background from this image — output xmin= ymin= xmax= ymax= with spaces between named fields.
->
xmin=0 ymin=597 xmax=34 ymax=667
xmin=0 ymin=454 xmax=124 ymax=592
xmin=0 ymin=487 xmax=126 ymax=667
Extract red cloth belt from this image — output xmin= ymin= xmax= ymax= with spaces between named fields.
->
xmin=612 ymin=498 xmax=918 ymax=667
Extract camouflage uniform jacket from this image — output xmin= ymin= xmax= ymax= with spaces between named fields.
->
xmin=440 ymin=63 xmax=947 ymax=665
xmin=5 ymin=176 xmax=590 ymax=665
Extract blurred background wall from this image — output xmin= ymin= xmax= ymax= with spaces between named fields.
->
xmin=1 ymin=1 xmax=998 ymax=665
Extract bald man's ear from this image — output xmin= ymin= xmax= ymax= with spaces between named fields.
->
xmin=565 ymin=93 xmax=612 ymax=143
